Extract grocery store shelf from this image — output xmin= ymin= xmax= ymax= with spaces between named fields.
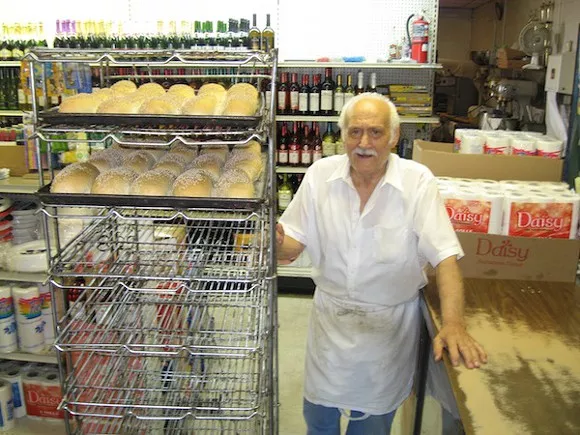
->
xmin=0 ymin=176 xmax=40 ymax=194
xmin=276 ymin=166 xmax=309 ymax=174
xmin=1 ymin=416 xmax=64 ymax=434
xmin=0 ymin=61 xmax=21 ymax=67
xmin=279 ymin=61 xmax=443 ymax=69
xmin=0 ymin=350 xmax=58 ymax=364
xmin=277 ymin=266 xmax=312 ymax=278
xmin=0 ymin=109 xmax=25 ymax=116
xmin=0 ymin=270 xmax=47 ymax=283
xmin=276 ymin=115 xmax=439 ymax=124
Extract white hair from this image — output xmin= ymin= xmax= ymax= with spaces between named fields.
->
xmin=337 ymin=92 xmax=400 ymax=146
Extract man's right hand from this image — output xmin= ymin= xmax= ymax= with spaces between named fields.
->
xmin=276 ymin=223 xmax=285 ymax=248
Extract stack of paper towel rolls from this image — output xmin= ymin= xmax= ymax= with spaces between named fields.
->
xmin=437 ymin=177 xmax=579 ymax=239
xmin=454 ymin=129 xmax=564 ymax=158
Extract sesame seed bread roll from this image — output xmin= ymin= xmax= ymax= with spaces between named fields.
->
xmin=91 ymin=167 xmax=138 ymax=195
xmin=232 ymin=140 xmax=262 ymax=156
xmin=136 ymin=82 xmax=166 ymax=97
xmin=221 ymin=97 xmax=258 ymax=116
xmin=153 ymin=159 xmax=185 ymax=177
xmin=187 ymin=154 xmax=224 ymax=180
xmin=200 ymin=145 xmax=230 ymax=162
xmin=181 ymin=95 xmax=217 ymax=115
xmin=218 ymin=168 xmax=252 ymax=185
xmin=131 ymin=169 xmax=177 ymax=196
xmin=214 ymin=181 xmax=255 ymax=198
xmin=166 ymin=147 xmax=197 ymax=164
xmin=111 ymin=80 xmax=137 ymax=93
xmin=59 ymin=94 xmax=102 ymax=113
xmin=198 ymin=83 xmax=227 ymax=98
xmin=224 ymin=153 xmax=263 ymax=181
xmin=50 ymin=162 xmax=100 ymax=193
xmin=123 ymin=151 xmax=155 ymax=173
xmin=168 ymin=84 xmax=196 ymax=99
xmin=138 ymin=97 xmax=180 ymax=115
xmin=171 ymin=169 xmax=213 ymax=197
xmin=227 ymin=82 xmax=259 ymax=100
xmin=97 ymin=97 xmax=142 ymax=114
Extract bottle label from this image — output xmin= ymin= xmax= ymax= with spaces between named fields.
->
xmin=301 ymin=149 xmax=312 ymax=165
xmin=278 ymin=191 xmax=293 ymax=210
xmin=334 ymin=93 xmax=344 ymax=113
xmin=298 ymin=93 xmax=309 ymax=112
xmin=335 ymin=141 xmax=346 ymax=154
xmin=278 ymin=150 xmax=289 ymax=164
xmin=322 ymin=141 xmax=336 ymax=157
xmin=277 ymin=91 xmax=287 ymax=111
xmin=309 ymin=94 xmax=320 ymax=113
xmin=290 ymin=91 xmax=299 ymax=110
xmin=344 ymin=93 xmax=354 ymax=104
xmin=289 ymin=149 xmax=300 ymax=165
xmin=321 ymin=90 xmax=333 ymax=111
xmin=313 ymin=150 xmax=323 ymax=162
xmin=17 ymin=89 xmax=26 ymax=106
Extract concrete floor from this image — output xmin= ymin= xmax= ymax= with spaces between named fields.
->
xmin=277 ymin=294 xmax=444 ymax=435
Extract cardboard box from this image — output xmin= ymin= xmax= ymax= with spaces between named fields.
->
xmin=413 ymin=140 xmax=578 ymax=283
xmin=0 ymin=144 xmax=29 ymax=176
xmin=412 ymin=140 xmax=563 ymax=181
xmin=456 ymin=233 xmax=579 ymax=283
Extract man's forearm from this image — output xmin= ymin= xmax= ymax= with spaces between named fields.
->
xmin=435 ymin=256 xmax=466 ymax=326
xmin=277 ymin=235 xmax=305 ymax=263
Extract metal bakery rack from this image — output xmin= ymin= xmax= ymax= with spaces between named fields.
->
xmin=27 ymin=48 xmax=279 ymax=434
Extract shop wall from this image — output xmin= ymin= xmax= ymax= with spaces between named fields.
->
xmin=471 ymin=0 xmax=580 ymax=54
xmin=437 ymin=8 xmax=472 ymax=61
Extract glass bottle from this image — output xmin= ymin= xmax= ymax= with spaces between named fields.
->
xmin=248 ymin=13 xmax=261 ymax=50
xmin=300 ymin=124 xmax=312 ymax=167
xmin=262 ymin=13 xmax=275 ymax=51
xmin=334 ymin=74 xmax=344 ymax=115
xmin=320 ymin=67 xmax=335 ymax=115
xmin=309 ymin=74 xmax=321 ymax=116
xmin=298 ymin=74 xmax=310 ymax=115
xmin=278 ymin=173 xmax=294 ymax=214
xmin=289 ymin=72 xmax=300 ymax=115
xmin=277 ymin=122 xmax=289 ymax=165
xmin=344 ymin=74 xmax=355 ymax=105
xmin=288 ymin=122 xmax=301 ymax=166
xmin=322 ymin=123 xmax=336 ymax=157
xmin=312 ymin=123 xmax=323 ymax=163
xmin=355 ymin=70 xmax=364 ymax=95
xmin=277 ymin=72 xmax=289 ymax=114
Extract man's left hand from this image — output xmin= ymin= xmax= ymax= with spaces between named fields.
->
xmin=433 ymin=322 xmax=487 ymax=369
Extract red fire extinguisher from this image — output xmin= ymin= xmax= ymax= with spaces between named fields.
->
xmin=407 ymin=14 xmax=429 ymax=63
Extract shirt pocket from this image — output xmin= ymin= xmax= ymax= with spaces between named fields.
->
xmin=373 ymin=225 xmax=409 ymax=264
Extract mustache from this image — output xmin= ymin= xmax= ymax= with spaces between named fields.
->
xmin=353 ymin=147 xmax=378 ymax=157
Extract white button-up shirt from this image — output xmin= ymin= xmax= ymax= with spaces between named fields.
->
xmin=279 ymin=153 xmax=463 ymax=414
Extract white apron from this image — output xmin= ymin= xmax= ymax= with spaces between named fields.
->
xmin=303 ymin=289 xmax=420 ymax=415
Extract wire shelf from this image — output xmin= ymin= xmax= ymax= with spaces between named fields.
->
xmin=48 ymin=211 xmax=269 ymax=282
xmin=54 ymin=281 xmax=269 ymax=357
xmin=61 ymin=351 xmax=267 ymax=420
xmin=73 ymin=415 xmax=266 ymax=434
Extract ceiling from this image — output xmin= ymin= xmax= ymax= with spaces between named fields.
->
xmin=440 ymin=0 xmax=492 ymax=8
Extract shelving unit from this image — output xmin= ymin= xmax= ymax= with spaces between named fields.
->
xmin=277 ymin=265 xmax=312 ymax=278
xmin=0 ymin=109 xmax=26 ymax=116
xmin=276 ymin=114 xmax=439 ymax=124
xmin=0 ymin=350 xmax=58 ymax=364
xmin=0 ymin=270 xmax=46 ymax=283
xmin=0 ymin=176 xmax=41 ymax=194
xmin=278 ymin=62 xmax=443 ymax=70
xmin=276 ymin=166 xmax=308 ymax=174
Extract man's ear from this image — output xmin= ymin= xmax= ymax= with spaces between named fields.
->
xmin=390 ymin=128 xmax=401 ymax=149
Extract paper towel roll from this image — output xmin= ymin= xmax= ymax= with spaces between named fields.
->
xmin=11 ymin=286 xmax=44 ymax=354
xmin=453 ymin=129 xmax=467 ymax=152
xmin=483 ymin=134 xmax=510 ymax=155
xmin=0 ymin=379 xmax=14 ymax=431
xmin=510 ymin=136 xmax=537 ymax=156
xmin=0 ymin=286 xmax=17 ymax=354
xmin=459 ymin=132 xmax=485 ymax=154
xmin=442 ymin=188 xmax=503 ymax=234
xmin=503 ymin=192 xmax=579 ymax=239
xmin=7 ymin=241 xmax=52 ymax=273
xmin=535 ymin=137 xmax=564 ymax=158
xmin=1 ymin=368 xmax=25 ymax=418
xmin=473 ymin=179 xmax=499 ymax=187
xmin=37 ymin=285 xmax=54 ymax=344
xmin=21 ymin=371 xmax=43 ymax=421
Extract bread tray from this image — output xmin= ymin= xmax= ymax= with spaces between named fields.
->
xmin=37 ymin=183 xmax=266 ymax=211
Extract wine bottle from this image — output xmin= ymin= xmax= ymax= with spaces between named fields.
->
xmin=355 ymin=70 xmax=364 ymax=95
xmin=262 ymin=13 xmax=275 ymax=51
xmin=366 ymin=72 xmax=377 ymax=93
xmin=277 ymin=72 xmax=289 ymax=114
xmin=248 ymin=14 xmax=261 ymax=50
xmin=322 ymin=123 xmax=336 ymax=157
xmin=301 ymin=124 xmax=313 ymax=167
xmin=320 ymin=67 xmax=335 ymax=115
xmin=278 ymin=173 xmax=294 ymax=213
xmin=312 ymin=123 xmax=323 ymax=163
xmin=298 ymin=74 xmax=310 ymax=115
xmin=309 ymin=74 xmax=321 ymax=116
xmin=277 ymin=122 xmax=289 ymax=165
xmin=344 ymin=74 xmax=355 ymax=105
xmin=289 ymin=73 xmax=300 ymax=115
xmin=335 ymin=129 xmax=345 ymax=154
xmin=334 ymin=74 xmax=345 ymax=115
xmin=288 ymin=122 xmax=301 ymax=166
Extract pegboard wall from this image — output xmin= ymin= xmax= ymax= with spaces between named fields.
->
xmin=278 ymin=0 xmax=439 ymax=63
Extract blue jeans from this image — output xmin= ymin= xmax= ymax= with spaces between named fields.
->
xmin=303 ymin=398 xmax=396 ymax=435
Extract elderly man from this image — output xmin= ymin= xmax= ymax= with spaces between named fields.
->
xmin=276 ymin=93 xmax=487 ymax=434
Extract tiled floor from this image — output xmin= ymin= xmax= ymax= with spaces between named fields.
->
xmin=277 ymin=294 xmax=443 ymax=435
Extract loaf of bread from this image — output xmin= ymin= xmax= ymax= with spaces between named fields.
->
xmin=131 ymin=169 xmax=176 ymax=196
xmin=137 ymin=82 xmax=166 ymax=97
xmin=50 ymin=162 xmax=100 ymax=193
xmin=181 ymin=95 xmax=217 ymax=115
xmin=167 ymin=146 xmax=197 ymax=164
xmin=110 ymin=80 xmax=137 ymax=93
xmin=123 ymin=151 xmax=155 ymax=173
xmin=200 ymin=145 xmax=229 ymax=162
xmin=224 ymin=152 xmax=263 ymax=181
xmin=232 ymin=140 xmax=262 ymax=156
xmin=198 ymin=83 xmax=227 ymax=98
xmin=171 ymin=169 xmax=213 ymax=197
xmin=138 ymin=97 xmax=180 ymax=115
xmin=213 ymin=181 xmax=255 ymax=198
xmin=222 ymin=97 xmax=258 ymax=116
xmin=153 ymin=159 xmax=185 ymax=177
xmin=96 ymin=97 xmax=142 ymax=114
xmin=227 ymin=82 xmax=259 ymax=100
xmin=91 ymin=167 xmax=138 ymax=195
xmin=188 ymin=154 xmax=224 ymax=180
